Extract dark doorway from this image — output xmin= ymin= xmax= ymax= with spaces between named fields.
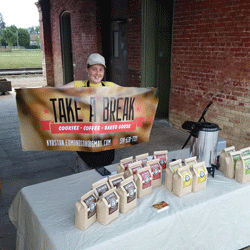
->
xmin=60 ymin=11 xmax=74 ymax=85
xmin=110 ymin=20 xmax=128 ymax=86
xmin=142 ymin=0 xmax=174 ymax=119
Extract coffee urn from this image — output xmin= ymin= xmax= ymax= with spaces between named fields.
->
xmin=182 ymin=121 xmax=221 ymax=177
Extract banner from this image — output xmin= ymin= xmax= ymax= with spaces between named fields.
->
xmin=16 ymin=87 xmax=158 ymax=152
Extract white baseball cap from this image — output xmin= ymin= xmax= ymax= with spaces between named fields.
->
xmin=87 ymin=53 xmax=106 ymax=67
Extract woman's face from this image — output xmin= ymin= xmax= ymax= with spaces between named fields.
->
xmin=87 ymin=64 xmax=105 ymax=84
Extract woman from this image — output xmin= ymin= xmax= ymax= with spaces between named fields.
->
xmin=65 ymin=53 xmax=118 ymax=169
xmin=65 ymin=53 xmax=119 ymax=88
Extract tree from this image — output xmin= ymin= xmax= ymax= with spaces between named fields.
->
xmin=27 ymin=25 xmax=40 ymax=34
xmin=0 ymin=12 xmax=6 ymax=29
xmin=18 ymin=28 xmax=30 ymax=47
xmin=1 ymin=28 xmax=17 ymax=47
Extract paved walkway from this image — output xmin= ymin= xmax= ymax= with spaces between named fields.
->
xmin=0 ymin=76 xmax=191 ymax=249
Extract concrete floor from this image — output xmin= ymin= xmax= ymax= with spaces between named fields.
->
xmin=0 ymin=76 xmax=192 ymax=249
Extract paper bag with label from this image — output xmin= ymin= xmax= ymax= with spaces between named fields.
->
xmin=153 ymin=150 xmax=168 ymax=171
xmin=172 ymin=165 xmax=192 ymax=197
xmin=97 ymin=187 xmax=120 ymax=225
xmin=92 ymin=178 xmax=110 ymax=199
xmin=117 ymin=156 xmax=134 ymax=173
xmin=146 ymin=159 xmax=162 ymax=188
xmin=108 ymin=172 xmax=125 ymax=188
xmin=134 ymin=166 xmax=153 ymax=198
xmin=124 ymin=161 xmax=143 ymax=178
xmin=224 ymin=151 xmax=242 ymax=179
xmin=191 ymin=161 xmax=207 ymax=192
xmin=219 ymin=146 xmax=235 ymax=173
xmin=235 ymin=155 xmax=250 ymax=184
xmin=116 ymin=176 xmax=137 ymax=214
xmin=240 ymin=146 xmax=250 ymax=157
xmin=75 ymin=190 xmax=97 ymax=230
xmin=165 ymin=159 xmax=182 ymax=192
xmin=135 ymin=153 xmax=149 ymax=167
xmin=184 ymin=156 xmax=197 ymax=170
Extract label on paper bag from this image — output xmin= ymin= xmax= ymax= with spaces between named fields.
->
xmin=132 ymin=165 xmax=142 ymax=175
xmin=112 ymin=178 xmax=123 ymax=188
xmin=232 ymin=154 xmax=241 ymax=169
xmin=242 ymin=150 xmax=250 ymax=156
xmin=84 ymin=195 xmax=97 ymax=219
xmin=123 ymin=161 xmax=133 ymax=171
xmin=140 ymin=158 xmax=148 ymax=167
xmin=244 ymin=158 xmax=250 ymax=175
xmin=186 ymin=161 xmax=196 ymax=169
xmin=150 ymin=163 xmax=161 ymax=180
xmin=171 ymin=164 xmax=181 ymax=173
xmin=96 ymin=184 xmax=109 ymax=197
xmin=197 ymin=167 xmax=206 ymax=183
xmin=124 ymin=182 xmax=136 ymax=203
xmin=155 ymin=155 xmax=167 ymax=169
xmin=182 ymin=170 xmax=191 ymax=188
xmin=140 ymin=170 xmax=151 ymax=189
xmin=105 ymin=192 xmax=118 ymax=215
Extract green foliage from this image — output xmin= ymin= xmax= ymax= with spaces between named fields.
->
xmin=0 ymin=12 xmax=6 ymax=29
xmin=1 ymin=27 xmax=17 ymax=47
xmin=18 ymin=28 xmax=30 ymax=47
xmin=27 ymin=26 xmax=40 ymax=34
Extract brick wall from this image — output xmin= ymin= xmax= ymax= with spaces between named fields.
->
xmin=127 ymin=0 xmax=142 ymax=87
xmin=170 ymin=0 xmax=250 ymax=149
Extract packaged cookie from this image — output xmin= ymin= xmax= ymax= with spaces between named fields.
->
xmin=146 ymin=159 xmax=162 ymax=188
xmin=165 ymin=159 xmax=182 ymax=192
xmin=133 ymin=166 xmax=153 ymax=198
xmin=224 ymin=151 xmax=242 ymax=179
xmin=117 ymin=156 xmax=134 ymax=173
xmin=75 ymin=190 xmax=97 ymax=230
xmin=235 ymin=155 xmax=250 ymax=184
xmin=92 ymin=178 xmax=110 ymax=199
xmin=219 ymin=146 xmax=235 ymax=173
xmin=135 ymin=153 xmax=149 ymax=167
xmin=97 ymin=187 xmax=120 ymax=225
xmin=153 ymin=150 xmax=168 ymax=171
xmin=116 ymin=176 xmax=137 ymax=214
xmin=240 ymin=146 xmax=250 ymax=157
xmin=108 ymin=172 xmax=125 ymax=188
xmin=184 ymin=156 xmax=197 ymax=170
xmin=124 ymin=161 xmax=143 ymax=178
xmin=172 ymin=165 xmax=192 ymax=198
xmin=191 ymin=161 xmax=207 ymax=192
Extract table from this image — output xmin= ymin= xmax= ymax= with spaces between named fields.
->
xmin=9 ymin=149 xmax=250 ymax=250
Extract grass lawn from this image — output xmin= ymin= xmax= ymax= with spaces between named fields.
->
xmin=0 ymin=49 xmax=42 ymax=69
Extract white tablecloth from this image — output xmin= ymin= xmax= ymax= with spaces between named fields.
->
xmin=9 ymin=149 xmax=250 ymax=250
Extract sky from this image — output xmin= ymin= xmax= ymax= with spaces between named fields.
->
xmin=0 ymin=0 xmax=39 ymax=29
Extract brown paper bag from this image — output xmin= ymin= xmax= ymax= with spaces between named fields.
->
xmin=96 ymin=187 xmax=120 ymax=225
xmin=235 ymin=155 xmax=250 ymax=184
xmin=219 ymin=146 xmax=235 ymax=173
xmin=117 ymin=156 xmax=134 ymax=173
xmin=133 ymin=166 xmax=153 ymax=198
xmin=92 ymin=178 xmax=110 ymax=199
xmin=116 ymin=176 xmax=137 ymax=214
xmin=165 ymin=159 xmax=182 ymax=192
xmin=124 ymin=161 xmax=143 ymax=178
xmin=75 ymin=190 xmax=97 ymax=230
xmin=135 ymin=153 xmax=149 ymax=167
xmin=184 ymin=156 xmax=197 ymax=170
xmin=240 ymin=146 xmax=250 ymax=157
xmin=172 ymin=165 xmax=192 ymax=197
xmin=146 ymin=159 xmax=162 ymax=188
xmin=191 ymin=161 xmax=207 ymax=192
xmin=108 ymin=172 xmax=125 ymax=188
xmin=224 ymin=150 xmax=242 ymax=179
xmin=153 ymin=150 xmax=168 ymax=171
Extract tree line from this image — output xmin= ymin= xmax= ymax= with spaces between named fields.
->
xmin=0 ymin=12 xmax=40 ymax=48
